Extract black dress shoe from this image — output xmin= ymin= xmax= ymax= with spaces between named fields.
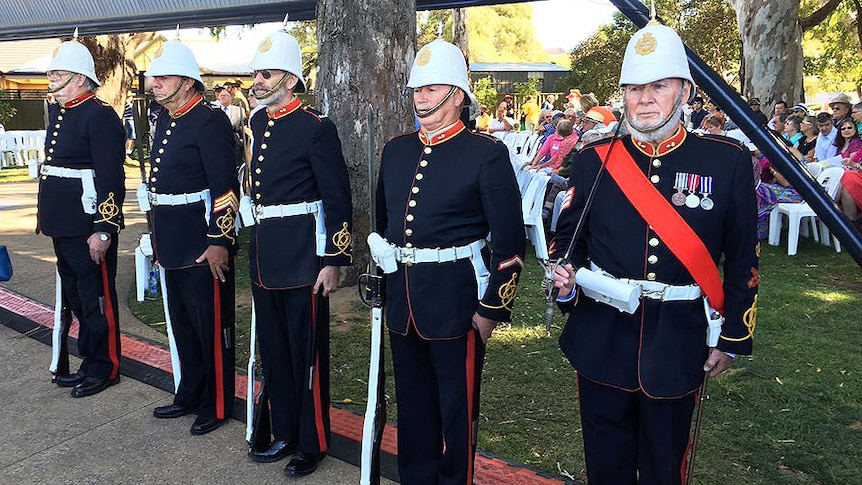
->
xmin=249 ymin=440 xmax=297 ymax=463
xmin=56 ymin=372 xmax=85 ymax=388
xmin=190 ymin=416 xmax=222 ymax=435
xmin=70 ymin=376 xmax=119 ymax=398
xmin=153 ymin=404 xmax=194 ymax=419
xmin=284 ymin=452 xmax=325 ymax=477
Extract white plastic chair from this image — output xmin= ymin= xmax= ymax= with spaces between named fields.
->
xmin=550 ymin=189 xmax=567 ymax=233
xmin=806 ymin=162 xmax=823 ymax=177
xmin=522 ymin=171 xmax=550 ymax=260
xmin=768 ymin=166 xmax=844 ymax=255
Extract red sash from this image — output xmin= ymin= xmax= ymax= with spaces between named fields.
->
xmin=593 ymin=142 xmax=725 ymax=314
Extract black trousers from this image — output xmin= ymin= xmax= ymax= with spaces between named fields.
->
xmin=164 ymin=264 xmax=235 ymax=420
xmin=52 ymin=235 xmax=121 ymax=380
xmin=252 ymin=284 xmax=330 ymax=454
xmin=390 ymin=327 xmax=485 ymax=485
xmin=577 ymin=374 xmax=697 ymax=485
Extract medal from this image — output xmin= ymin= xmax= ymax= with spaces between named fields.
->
xmin=700 ymin=176 xmax=714 ymax=210
xmin=685 ymin=173 xmax=701 ymax=208
xmin=672 ymin=173 xmax=687 ymax=206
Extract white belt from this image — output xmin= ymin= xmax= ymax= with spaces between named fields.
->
xmin=591 ymin=262 xmax=702 ymax=302
xmin=394 ymin=239 xmax=485 ymax=265
xmin=41 ymin=165 xmax=97 ymax=214
xmin=149 ymin=189 xmax=210 ymax=207
xmin=256 ymin=200 xmax=322 ymax=220
xmin=40 ymin=165 xmax=95 ymax=179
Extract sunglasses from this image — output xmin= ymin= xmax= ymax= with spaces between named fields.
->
xmin=253 ymin=70 xmax=274 ymax=80
xmin=750 ymin=103 xmax=760 ymax=106
xmin=841 ymin=126 xmax=856 ymax=130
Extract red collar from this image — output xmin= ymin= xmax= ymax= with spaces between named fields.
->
xmin=268 ymin=96 xmax=302 ymax=119
xmin=62 ymin=91 xmax=95 ymax=108
xmin=631 ymin=125 xmax=687 ymax=157
xmin=171 ymin=93 xmax=202 ymax=119
xmin=418 ymin=120 xmax=465 ymax=146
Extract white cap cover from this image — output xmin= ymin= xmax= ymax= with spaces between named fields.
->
xmin=407 ymin=40 xmax=478 ymax=111
xmin=248 ymin=29 xmax=306 ymax=93
xmin=144 ymin=41 xmax=204 ymax=87
xmin=48 ymin=40 xmax=100 ymax=87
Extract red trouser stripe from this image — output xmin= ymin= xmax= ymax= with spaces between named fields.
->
xmin=680 ymin=391 xmax=698 ymax=484
xmin=465 ymin=330 xmax=477 ymax=485
xmin=213 ymin=281 xmax=225 ymax=419
xmin=100 ymin=261 xmax=120 ymax=380
xmin=311 ymin=291 xmax=328 ymax=452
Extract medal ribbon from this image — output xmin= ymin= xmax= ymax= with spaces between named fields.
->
xmin=700 ymin=176 xmax=713 ymax=197
xmin=687 ymin=173 xmax=700 ymax=194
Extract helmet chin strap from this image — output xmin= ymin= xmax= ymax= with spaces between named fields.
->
xmin=414 ymin=86 xmax=457 ymax=118
xmin=155 ymin=80 xmax=187 ymax=106
xmin=253 ymin=72 xmax=292 ymax=103
xmin=47 ymin=73 xmax=77 ymax=94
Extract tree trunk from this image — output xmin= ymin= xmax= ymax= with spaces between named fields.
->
xmin=81 ymin=33 xmax=156 ymax=116
xmin=317 ymin=0 xmax=416 ymax=284
xmin=452 ymin=8 xmax=470 ymax=64
xmin=730 ymin=0 xmax=803 ymax=107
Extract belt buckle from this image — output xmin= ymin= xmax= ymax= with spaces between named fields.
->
xmin=255 ymin=205 xmax=264 ymax=217
xmin=149 ymin=194 xmax=159 ymax=206
xmin=640 ymin=284 xmax=665 ymax=300
xmin=399 ymin=248 xmax=415 ymax=266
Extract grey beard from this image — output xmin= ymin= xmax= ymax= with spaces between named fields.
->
xmin=626 ymin=112 xmax=683 ymax=143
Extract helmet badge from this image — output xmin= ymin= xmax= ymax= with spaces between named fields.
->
xmin=416 ymin=47 xmax=431 ymax=67
xmin=635 ymin=33 xmax=657 ymax=56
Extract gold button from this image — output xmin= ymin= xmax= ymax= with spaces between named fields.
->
xmin=162 ymin=139 xmax=168 ymax=145
xmin=153 ymin=167 xmax=159 ymax=172
xmin=52 ymin=131 xmax=58 ymax=136
xmin=411 ymin=187 xmax=419 ymax=194
xmin=46 ymin=156 xmax=52 ymax=161
xmin=159 ymin=148 xmax=164 ymax=154
xmin=405 ymin=228 xmax=413 ymax=236
xmin=60 ymin=109 xmax=66 ymax=114
xmin=155 ymin=158 xmax=161 ymax=163
xmin=424 ymin=147 xmax=432 ymax=154
xmin=54 ymin=124 xmax=60 ymax=129
xmin=268 ymin=120 xmax=275 ymax=127
xmin=405 ymin=242 xmax=413 ymax=248
xmin=57 ymin=115 xmax=63 ymax=121
xmin=255 ymin=181 xmax=260 ymax=187
xmin=151 ymin=177 xmax=157 ymax=182
xmin=647 ymin=272 xmax=657 ymax=281
xmin=416 ymin=173 xmax=424 ymax=180
xmin=170 ymin=122 xmax=176 ymax=128
xmin=258 ymin=155 xmax=265 ymax=162
xmin=420 ymin=160 xmax=428 ymax=167
xmin=649 ymin=237 xmax=659 ymax=247
xmin=650 ymin=175 xmax=660 ymax=183
xmin=648 ymin=255 xmax=658 ymax=264
xmin=408 ymin=200 xmax=416 ymax=207
xmin=166 ymin=130 xmax=171 ymax=135
xmin=261 ymin=143 xmax=267 ymax=150
xmin=264 ymin=131 xmax=271 ymax=138
xmin=406 ymin=214 xmax=414 ymax=222
xmin=41 ymin=175 xmax=47 ymax=180
xmin=150 ymin=187 xmax=156 ymax=192
xmin=48 ymin=148 xmax=54 ymax=153
xmin=653 ymin=159 xmax=662 ymax=168
xmin=255 ymin=168 xmax=261 ymax=174
xmin=51 ymin=140 xmax=56 ymax=145
xmin=255 ymin=194 xmax=261 ymax=200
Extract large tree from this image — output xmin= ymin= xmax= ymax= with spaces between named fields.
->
xmin=316 ymin=0 xmax=416 ymax=282
xmin=80 ymin=33 xmax=158 ymax=115
xmin=801 ymin=0 xmax=862 ymax=99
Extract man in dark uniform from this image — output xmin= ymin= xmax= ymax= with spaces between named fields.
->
xmin=38 ymin=37 xmax=125 ymax=398
xmin=372 ymin=39 xmax=525 ymax=484
xmin=144 ymin=41 xmax=239 ymax=436
xmin=550 ymin=20 xmax=758 ymax=484
xmin=242 ymin=28 xmax=353 ymax=476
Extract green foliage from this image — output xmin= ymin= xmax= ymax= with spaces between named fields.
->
xmin=801 ymin=0 xmax=861 ymax=94
xmin=556 ymin=0 xmax=739 ymax=103
xmin=472 ymin=77 xmax=498 ymax=110
xmin=513 ymin=78 xmax=540 ymax=98
xmin=0 ymin=92 xmax=17 ymax=125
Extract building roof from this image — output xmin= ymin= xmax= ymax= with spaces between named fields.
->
xmin=0 ymin=0 xmax=529 ymax=41
xmin=470 ymin=62 xmax=569 ymax=73
xmin=0 ymin=38 xmax=60 ymax=73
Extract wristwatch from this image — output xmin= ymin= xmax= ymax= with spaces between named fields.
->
xmin=98 ymin=233 xmax=110 ymax=242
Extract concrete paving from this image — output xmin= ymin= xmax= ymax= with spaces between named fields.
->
xmin=0 ymin=175 xmax=392 ymax=484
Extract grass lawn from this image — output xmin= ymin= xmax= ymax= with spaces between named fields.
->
xmin=129 ymin=233 xmax=862 ymax=484
xmin=0 ymin=167 xmax=33 ymax=183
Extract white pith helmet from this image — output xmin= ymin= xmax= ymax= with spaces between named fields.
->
xmin=249 ymin=29 xmax=306 ymax=93
xmin=144 ymin=40 xmax=204 ymax=89
xmin=407 ymin=39 xmax=478 ymax=111
xmin=619 ymin=21 xmax=694 ymax=96
xmin=48 ymin=38 xmax=100 ymax=87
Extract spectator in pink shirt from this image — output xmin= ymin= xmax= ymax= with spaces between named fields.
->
xmin=529 ymin=120 xmax=578 ymax=173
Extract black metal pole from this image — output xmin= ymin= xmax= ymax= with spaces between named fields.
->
xmin=609 ymin=0 xmax=862 ymax=266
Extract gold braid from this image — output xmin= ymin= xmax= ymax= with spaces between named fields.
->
xmin=324 ymin=222 xmax=353 ymax=263
xmin=95 ymin=192 xmax=120 ymax=229
xmin=480 ymin=273 xmax=519 ymax=312
xmin=721 ymin=295 xmax=757 ymax=342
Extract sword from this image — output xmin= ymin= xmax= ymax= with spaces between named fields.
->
xmin=49 ymin=269 xmax=72 ymax=380
xmin=360 ymin=105 xmax=386 ymax=485
xmin=685 ymin=371 xmax=710 ymax=485
xmin=158 ymin=264 xmax=181 ymax=392
xmin=245 ymin=300 xmax=257 ymax=443
xmin=247 ymin=300 xmax=273 ymax=450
